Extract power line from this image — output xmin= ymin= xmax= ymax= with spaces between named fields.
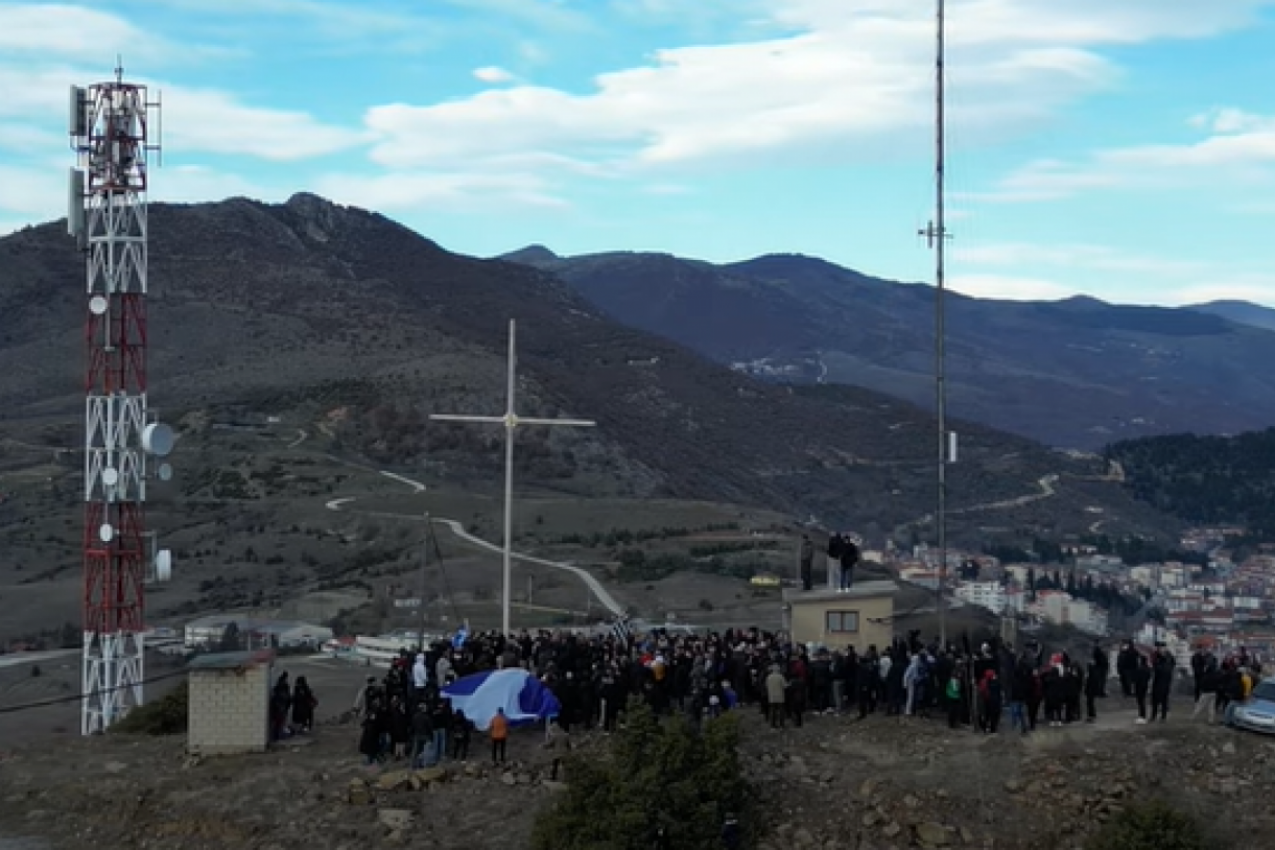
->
xmin=0 ymin=665 xmax=189 ymax=716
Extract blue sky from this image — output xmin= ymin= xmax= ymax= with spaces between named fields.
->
xmin=2 ymin=0 xmax=1275 ymax=306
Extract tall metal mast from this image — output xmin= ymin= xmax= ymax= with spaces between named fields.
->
xmin=70 ymin=63 xmax=175 ymax=735
xmin=920 ymin=0 xmax=951 ymax=645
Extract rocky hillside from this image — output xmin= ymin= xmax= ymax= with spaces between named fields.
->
xmin=0 ymin=194 xmax=1175 ymax=539
xmin=0 ymin=694 xmax=1262 ymax=850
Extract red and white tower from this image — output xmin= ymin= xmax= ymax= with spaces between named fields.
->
xmin=69 ymin=64 xmax=175 ymax=735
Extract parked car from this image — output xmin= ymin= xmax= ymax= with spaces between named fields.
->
xmin=1226 ymin=678 xmax=1275 ymax=735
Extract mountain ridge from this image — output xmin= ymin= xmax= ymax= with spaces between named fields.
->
xmin=501 ymin=244 xmax=1275 ymax=449
xmin=0 ymin=194 xmax=1177 ymax=542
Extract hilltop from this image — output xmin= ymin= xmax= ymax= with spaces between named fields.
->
xmin=505 ymin=247 xmax=1275 ymax=449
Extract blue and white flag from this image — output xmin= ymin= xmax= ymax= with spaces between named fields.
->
xmin=441 ymin=668 xmax=561 ymax=731
xmin=452 ymin=626 xmax=469 ymax=649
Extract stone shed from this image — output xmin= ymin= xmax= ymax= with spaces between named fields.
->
xmin=187 ymin=649 xmax=276 ymax=755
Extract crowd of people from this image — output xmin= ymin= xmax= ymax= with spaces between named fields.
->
xmin=328 ymin=623 xmax=1264 ymax=757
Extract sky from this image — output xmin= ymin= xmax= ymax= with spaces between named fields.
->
xmin=2 ymin=0 xmax=1275 ymax=306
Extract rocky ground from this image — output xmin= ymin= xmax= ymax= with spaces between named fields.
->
xmin=0 ymin=693 xmax=1269 ymax=850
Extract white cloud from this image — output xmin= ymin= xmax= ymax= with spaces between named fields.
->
xmin=157 ymin=164 xmax=283 ymax=204
xmin=1167 ymin=276 xmax=1275 ymax=307
xmin=444 ymin=0 xmax=592 ymax=31
xmin=983 ymin=106 xmax=1275 ymax=201
xmin=949 ymin=273 xmax=1078 ymax=302
xmin=360 ymin=0 xmax=1271 ymax=182
xmin=0 ymin=4 xmax=167 ymax=60
xmin=473 ymin=66 xmax=517 ymax=84
xmin=157 ymin=85 xmax=369 ymax=161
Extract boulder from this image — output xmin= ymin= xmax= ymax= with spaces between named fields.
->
xmin=914 ymin=822 xmax=951 ymax=846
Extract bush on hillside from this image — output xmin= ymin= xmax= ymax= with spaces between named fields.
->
xmin=1086 ymin=799 xmax=1208 ymax=850
xmin=111 ymin=680 xmax=189 ymax=735
xmin=531 ymin=705 xmax=758 ymax=850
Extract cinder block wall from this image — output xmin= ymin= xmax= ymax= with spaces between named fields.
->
xmin=187 ymin=664 xmax=271 ymax=754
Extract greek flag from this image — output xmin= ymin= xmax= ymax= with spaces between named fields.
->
xmin=452 ymin=626 xmax=469 ymax=649
xmin=611 ymin=616 xmax=633 ymax=645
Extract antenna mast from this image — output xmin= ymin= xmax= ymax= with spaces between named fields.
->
xmin=919 ymin=0 xmax=952 ymax=645
xmin=69 ymin=63 xmax=175 ymax=735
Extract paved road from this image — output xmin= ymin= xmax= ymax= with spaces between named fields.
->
xmin=0 ymin=649 xmax=78 ymax=671
xmin=322 ymin=470 xmax=626 ymax=618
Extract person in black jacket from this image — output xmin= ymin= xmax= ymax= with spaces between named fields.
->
xmin=1117 ymin=641 xmax=1139 ymax=697
xmin=838 ymin=538 xmax=860 ymax=591
xmin=451 ymin=709 xmax=473 ymax=762
xmin=1150 ymin=646 xmax=1175 ymax=722
xmin=1084 ymin=650 xmax=1105 ymax=722
xmin=1133 ymin=654 xmax=1152 ymax=723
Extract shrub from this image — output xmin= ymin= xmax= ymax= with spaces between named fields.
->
xmin=532 ymin=705 xmax=757 ymax=850
xmin=1086 ymin=799 xmax=1208 ymax=850
xmin=112 ymin=680 xmax=189 ymax=735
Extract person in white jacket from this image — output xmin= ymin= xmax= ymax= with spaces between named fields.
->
xmin=412 ymin=653 xmax=428 ymax=699
xmin=904 ymin=652 xmax=924 ymax=716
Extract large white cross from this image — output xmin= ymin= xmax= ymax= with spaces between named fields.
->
xmin=430 ymin=319 xmax=596 ymax=636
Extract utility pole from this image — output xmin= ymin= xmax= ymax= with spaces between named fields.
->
xmin=417 ymin=512 xmax=430 ymax=652
xmin=919 ymin=0 xmax=953 ymax=646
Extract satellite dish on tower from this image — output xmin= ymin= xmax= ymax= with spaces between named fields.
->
xmin=154 ymin=549 xmax=172 ymax=582
xmin=157 ymin=463 xmax=173 ymax=482
xmin=89 ymin=295 xmax=107 ymax=315
xmin=142 ymin=422 xmax=175 ymax=456
xmin=101 ymin=467 xmax=119 ymax=487
xmin=99 ymin=523 xmax=115 ymax=543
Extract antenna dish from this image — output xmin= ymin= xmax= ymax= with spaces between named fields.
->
xmin=157 ymin=463 xmax=173 ymax=482
xmin=89 ymin=295 xmax=108 ymax=316
xmin=101 ymin=467 xmax=119 ymax=487
xmin=99 ymin=523 xmax=115 ymax=543
xmin=141 ymin=422 xmax=175 ymax=457
xmin=154 ymin=549 xmax=172 ymax=582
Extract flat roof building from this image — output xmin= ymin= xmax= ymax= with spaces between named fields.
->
xmin=783 ymin=581 xmax=897 ymax=652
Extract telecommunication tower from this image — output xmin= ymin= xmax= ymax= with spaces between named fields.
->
xmin=68 ymin=63 xmax=176 ymax=735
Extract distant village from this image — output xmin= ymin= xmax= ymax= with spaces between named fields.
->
xmin=888 ymin=525 xmax=1274 ymax=670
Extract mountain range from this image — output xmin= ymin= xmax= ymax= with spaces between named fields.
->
xmin=0 ymin=194 xmax=1176 ymax=543
xmin=502 ymin=246 xmax=1275 ymax=450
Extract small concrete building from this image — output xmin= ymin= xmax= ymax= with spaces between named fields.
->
xmin=783 ymin=581 xmax=897 ymax=651
xmin=187 ymin=649 xmax=275 ymax=755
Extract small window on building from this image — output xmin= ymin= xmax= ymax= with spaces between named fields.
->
xmin=825 ymin=610 xmax=859 ymax=633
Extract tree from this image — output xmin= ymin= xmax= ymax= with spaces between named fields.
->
xmin=532 ymin=706 xmax=757 ymax=850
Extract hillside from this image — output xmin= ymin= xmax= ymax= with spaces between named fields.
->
xmin=0 ymin=194 xmax=1176 ymax=545
xmin=0 ymin=664 xmax=1265 ymax=850
xmin=507 ymin=248 xmax=1275 ymax=450
xmin=1106 ymin=426 xmax=1275 ymax=537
